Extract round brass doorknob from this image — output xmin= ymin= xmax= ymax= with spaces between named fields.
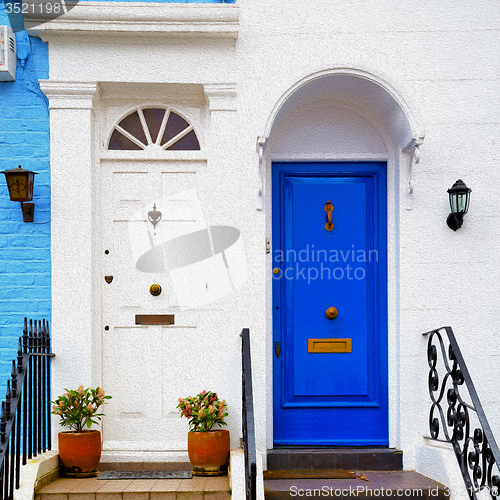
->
xmin=325 ymin=307 xmax=338 ymax=320
xmin=150 ymin=284 xmax=162 ymax=296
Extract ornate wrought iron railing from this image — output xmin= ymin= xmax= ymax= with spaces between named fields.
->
xmin=424 ymin=326 xmax=500 ymax=500
xmin=0 ymin=318 xmax=54 ymax=500
xmin=241 ymin=328 xmax=256 ymax=500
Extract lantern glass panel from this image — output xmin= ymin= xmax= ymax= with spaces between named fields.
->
xmin=449 ymin=192 xmax=458 ymax=214
xmin=464 ymin=192 xmax=471 ymax=214
xmin=5 ymin=171 xmax=34 ymax=202
xmin=456 ymin=193 xmax=468 ymax=213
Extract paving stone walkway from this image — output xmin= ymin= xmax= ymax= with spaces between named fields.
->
xmin=36 ymin=475 xmax=230 ymax=500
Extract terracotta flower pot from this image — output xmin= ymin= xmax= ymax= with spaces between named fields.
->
xmin=58 ymin=430 xmax=102 ymax=477
xmin=188 ymin=430 xmax=230 ymax=476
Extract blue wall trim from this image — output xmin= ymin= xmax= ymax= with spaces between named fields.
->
xmin=0 ymin=2 xmax=51 ymax=400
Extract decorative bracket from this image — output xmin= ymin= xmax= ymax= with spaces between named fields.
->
xmin=20 ymin=202 xmax=35 ymax=223
xmin=256 ymin=136 xmax=266 ymax=211
xmin=39 ymin=81 xmax=99 ymax=111
xmin=203 ymin=84 xmax=237 ymax=113
xmin=403 ymin=137 xmax=424 ymax=195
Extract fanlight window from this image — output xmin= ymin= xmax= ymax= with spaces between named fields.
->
xmin=108 ymin=107 xmax=200 ymax=151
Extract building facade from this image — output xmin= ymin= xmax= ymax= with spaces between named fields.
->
xmin=0 ymin=2 xmax=50 ymax=399
xmin=1 ymin=0 xmax=500 ymax=498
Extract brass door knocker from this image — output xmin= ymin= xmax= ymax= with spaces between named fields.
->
xmin=324 ymin=201 xmax=334 ymax=231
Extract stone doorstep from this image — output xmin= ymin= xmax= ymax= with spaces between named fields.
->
xmin=267 ymin=448 xmax=404 ymax=472
xmin=35 ymin=475 xmax=230 ymax=500
xmin=264 ymin=470 xmax=448 ymax=500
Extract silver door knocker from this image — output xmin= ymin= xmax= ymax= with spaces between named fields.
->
xmin=148 ymin=204 xmax=162 ymax=229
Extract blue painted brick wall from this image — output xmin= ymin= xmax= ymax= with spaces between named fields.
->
xmin=0 ymin=3 xmax=50 ymax=401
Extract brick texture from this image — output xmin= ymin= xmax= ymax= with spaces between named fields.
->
xmin=0 ymin=21 xmax=50 ymax=401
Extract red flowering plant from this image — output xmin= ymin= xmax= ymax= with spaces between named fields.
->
xmin=51 ymin=386 xmax=112 ymax=433
xmin=176 ymin=390 xmax=228 ymax=432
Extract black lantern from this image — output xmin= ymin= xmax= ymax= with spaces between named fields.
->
xmin=446 ymin=179 xmax=471 ymax=231
xmin=1 ymin=165 xmax=37 ymax=222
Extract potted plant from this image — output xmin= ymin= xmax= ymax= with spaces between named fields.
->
xmin=177 ymin=390 xmax=229 ymax=476
xmin=51 ymin=386 xmax=111 ymax=477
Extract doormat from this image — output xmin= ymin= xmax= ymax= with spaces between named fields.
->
xmin=263 ymin=469 xmax=356 ymax=480
xmin=98 ymin=470 xmax=192 ymax=480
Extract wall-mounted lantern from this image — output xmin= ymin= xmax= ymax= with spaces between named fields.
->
xmin=1 ymin=166 xmax=37 ymax=222
xmin=446 ymin=179 xmax=471 ymax=231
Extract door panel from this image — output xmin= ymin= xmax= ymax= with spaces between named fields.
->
xmin=272 ymin=162 xmax=388 ymax=446
xmin=100 ymin=160 xmax=205 ymax=452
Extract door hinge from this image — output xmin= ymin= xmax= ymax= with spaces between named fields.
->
xmin=274 ymin=341 xmax=281 ymax=358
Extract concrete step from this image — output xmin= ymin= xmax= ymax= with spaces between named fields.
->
xmin=35 ymin=474 xmax=230 ymax=500
xmin=267 ymin=449 xmax=403 ymax=471
xmin=264 ymin=470 xmax=448 ymax=500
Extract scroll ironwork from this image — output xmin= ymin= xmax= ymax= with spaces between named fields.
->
xmin=0 ymin=318 xmax=54 ymax=500
xmin=424 ymin=326 xmax=500 ymax=500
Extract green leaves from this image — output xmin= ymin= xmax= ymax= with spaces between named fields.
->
xmin=51 ymin=386 xmax=112 ymax=433
xmin=176 ymin=390 xmax=228 ymax=432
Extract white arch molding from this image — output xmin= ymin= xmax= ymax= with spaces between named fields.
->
xmin=261 ymin=66 xmax=425 ymax=451
xmin=257 ymin=66 xmax=425 ymax=206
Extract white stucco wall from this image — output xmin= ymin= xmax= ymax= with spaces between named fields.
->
xmin=30 ymin=0 xmax=500 ymax=494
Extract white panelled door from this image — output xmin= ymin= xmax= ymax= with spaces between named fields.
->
xmin=100 ymin=159 xmax=207 ymax=452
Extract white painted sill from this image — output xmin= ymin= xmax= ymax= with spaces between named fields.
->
xmin=423 ymin=435 xmax=454 ymax=451
xmin=100 ymin=150 xmax=208 ymax=162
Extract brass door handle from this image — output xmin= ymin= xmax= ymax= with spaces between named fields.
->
xmin=325 ymin=307 xmax=338 ymax=320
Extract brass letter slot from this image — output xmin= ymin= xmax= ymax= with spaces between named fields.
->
xmin=135 ymin=314 xmax=175 ymax=325
xmin=308 ymin=338 xmax=352 ymax=353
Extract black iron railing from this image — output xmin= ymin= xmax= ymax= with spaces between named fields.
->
xmin=0 ymin=318 xmax=54 ymax=500
xmin=241 ymin=328 xmax=256 ymax=500
xmin=424 ymin=326 xmax=500 ymax=500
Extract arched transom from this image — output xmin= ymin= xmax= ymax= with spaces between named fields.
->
xmin=108 ymin=107 xmax=201 ymax=151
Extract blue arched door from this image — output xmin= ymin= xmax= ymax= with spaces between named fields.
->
xmin=272 ymin=162 xmax=388 ymax=446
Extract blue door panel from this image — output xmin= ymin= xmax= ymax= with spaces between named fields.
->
xmin=272 ymin=162 xmax=388 ymax=446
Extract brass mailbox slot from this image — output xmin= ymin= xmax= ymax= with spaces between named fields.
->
xmin=308 ymin=338 xmax=352 ymax=353
xmin=135 ymin=315 xmax=175 ymax=325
